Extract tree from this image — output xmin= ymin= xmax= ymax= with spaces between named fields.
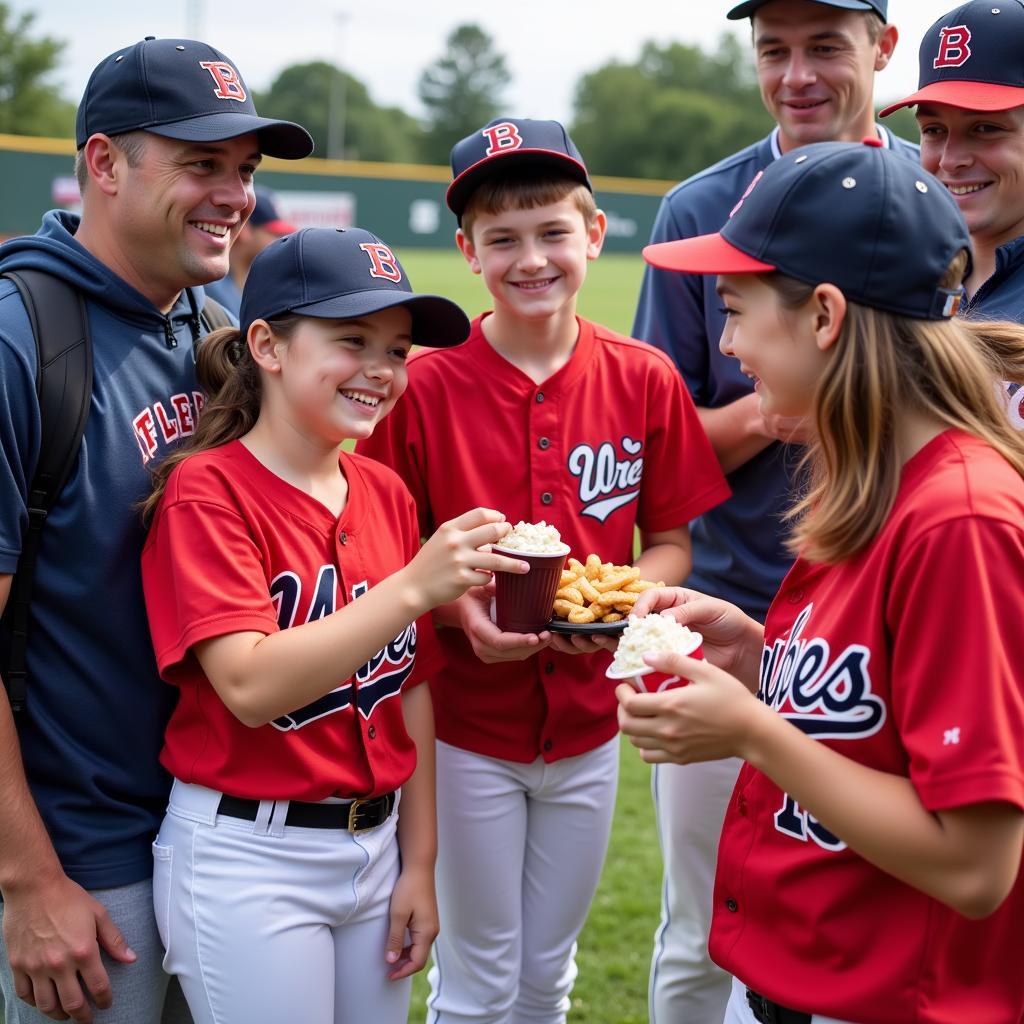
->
xmin=417 ymin=24 xmax=511 ymax=164
xmin=571 ymin=36 xmax=773 ymax=180
xmin=0 ymin=4 xmax=75 ymax=137
xmin=256 ymin=62 xmax=425 ymax=163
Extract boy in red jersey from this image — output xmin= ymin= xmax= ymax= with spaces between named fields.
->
xmin=358 ymin=118 xmax=729 ymax=1023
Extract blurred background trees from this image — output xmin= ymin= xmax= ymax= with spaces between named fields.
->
xmin=0 ymin=3 xmax=75 ymax=136
xmin=4 ymin=14 xmax=920 ymax=178
xmin=417 ymin=24 xmax=511 ymax=165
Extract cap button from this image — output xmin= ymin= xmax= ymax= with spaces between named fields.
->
xmin=862 ymin=135 xmax=883 ymax=148
xmin=144 ymin=35 xmax=156 ymax=40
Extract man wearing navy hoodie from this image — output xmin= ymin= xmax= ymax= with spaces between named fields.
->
xmin=0 ymin=38 xmax=311 ymax=1024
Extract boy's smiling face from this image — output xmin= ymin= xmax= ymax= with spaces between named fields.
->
xmin=456 ymin=197 xmax=606 ymax=326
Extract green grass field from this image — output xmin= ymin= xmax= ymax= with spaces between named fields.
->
xmin=0 ymin=250 xmax=661 ymax=1024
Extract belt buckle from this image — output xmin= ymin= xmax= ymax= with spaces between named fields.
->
xmin=347 ymin=797 xmax=376 ymax=834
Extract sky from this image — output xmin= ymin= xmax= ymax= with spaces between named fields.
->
xmin=23 ymin=0 xmax=945 ymax=125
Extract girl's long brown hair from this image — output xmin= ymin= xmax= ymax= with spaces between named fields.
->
xmin=140 ymin=316 xmax=301 ymax=523
xmin=770 ymin=251 xmax=1024 ymax=564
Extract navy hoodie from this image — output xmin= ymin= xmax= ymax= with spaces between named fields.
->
xmin=0 ymin=211 xmax=214 ymax=889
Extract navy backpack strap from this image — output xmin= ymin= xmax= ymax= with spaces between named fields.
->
xmin=199 ymin=295 xmax=232 ymax=334
xmin=2 ymin=269 xmax=92 ymax=713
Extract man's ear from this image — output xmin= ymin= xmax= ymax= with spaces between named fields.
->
xmin=82 ymin=135 xmax=122 ymax=197
xmin=875 ymin=22 xmax=899 ymax=72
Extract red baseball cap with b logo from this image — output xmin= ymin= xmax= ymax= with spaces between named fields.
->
xmin=446 ymin=118 xmax=592 ymax=222
xmin=75 ymin=37 xmax=313 ymax=159
xmin=880 ymin=1 xmax=1024 ymax=115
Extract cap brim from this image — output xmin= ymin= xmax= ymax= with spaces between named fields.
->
xmin=728 ymin=0 xmax=876 ymax=18
xmin=291 ymin=290 xmax=471 ymax=349
xmin=643 ymin=234 xmax=776 ymax=275
xmin=879 ymin=81 xmax=1024 ymax=117
xmin=447 ymin=149 xmax=591 ymax=217
xmin=147 ymin=112 xmax=314 ymax=159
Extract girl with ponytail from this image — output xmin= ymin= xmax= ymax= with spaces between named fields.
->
xmin=623 ymin=142 xmax=1024 ymax=1024
xmin=139 ymin=227 xmax=529 ymax=1024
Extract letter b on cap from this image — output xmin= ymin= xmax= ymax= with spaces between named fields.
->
xmin=482 ymin=122 xmax=523 ymax=156
xmin=359 ymin=243 xmax=403 ymax=283
xmin=933 ymin=25 xmax=972 ymax=69
xmin=199 ymin=61 xmax=247 ymax=101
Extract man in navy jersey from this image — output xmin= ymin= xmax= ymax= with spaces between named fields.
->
xmin=0 ymin=36 xmax=311 ymax=1024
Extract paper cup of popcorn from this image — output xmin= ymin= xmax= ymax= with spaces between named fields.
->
xmin=492 ymin=521 xmax=570 ymax=633
xmin=606 ymin=614 xmax=704 ymax=692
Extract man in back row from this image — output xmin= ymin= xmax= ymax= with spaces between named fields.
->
xmin=0 ymin=36 xmax=311 ymax=1024
xmin=632 ymin=1 xmax=915 ymax=1021
xmin=204 ymin=185 xmax=297 ymax=314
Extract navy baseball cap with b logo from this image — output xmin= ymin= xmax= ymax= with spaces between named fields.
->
xmin=880 ymin=1 xmax=1024 ymax=116
xmin=727 ymin=0 xmax=886 ymax=20
xmin=643 ymin=139 xmax=971 ymax=320
xmin=446 ymin=118 xmax=592 ymax=221
xmin=76 ymin=37 xmax=313 ymax=159
xmin=239 ymin=228 xmax=470 ymax=346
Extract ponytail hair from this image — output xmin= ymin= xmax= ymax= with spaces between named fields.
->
xmin=774 ymin=250 xmax=1024 ymax=564
xmin=141 ymin=315 xmax=301 ymax=523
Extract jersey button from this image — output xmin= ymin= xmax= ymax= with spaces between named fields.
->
xmin=367 ymin=724 xmax=376 ymax=739
xmin=725 ymin=898 xmax=739 ymax=913
xmin=544 ymin=661 xmax=555 ymax=675
xmin=540 ymin=492 xmax=553 ymax=505
xmin=788 ymin=589 xmax=804 ymax=604
xmin=339 ymin=531 xmax=348 ymax=545
xmin=538 ymin=437 xmax=550 ymax=450
xmin=543 ymin=739 xmax=553 ymax=752
xmin=536 ymin=392 xmax=545 ymax=403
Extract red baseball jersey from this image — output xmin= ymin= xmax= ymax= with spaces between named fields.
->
xmin=357 ymin=314 xmax=729 ymax=762
xmin=710 ymin=430 xmax=1024 ymax=1023
xmin=142 ymin=441 xmax=441 ymax=800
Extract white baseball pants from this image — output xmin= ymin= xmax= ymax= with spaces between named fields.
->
xmin=649 ymin=757 xmax=742 ymax=1024
xmin=152 ymin=780 xmax=410 ymax=1024
xmin=426 ymin=738 xmax=619 ymax=1024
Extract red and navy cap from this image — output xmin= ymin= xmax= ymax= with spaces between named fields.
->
xmin=76 ymin=37 xmax=313 ymax=159
xmin=643 ymin=139 xmax=971 ymax=321
xmin=880 ymin=1 xmax=1024 ymax=116
xmin=446 ymin=118 xmax=592 ymax=222
xmin=727 ymin=0 xmax=886 ymax=20
xmin=239 ymin=227 xmax=470 ymax=347
xmin=249 ymin=188 xmax=297 ymax=236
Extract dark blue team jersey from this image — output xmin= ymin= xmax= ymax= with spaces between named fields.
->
xmin=633 ymin=127 xmax=919 ymax=621
xmin=0 ymin=211 xmax=229 ymax=889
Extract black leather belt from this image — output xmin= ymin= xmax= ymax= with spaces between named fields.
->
xmin=217 ymin=792 xmax=396 ymax=833
xmin=746 ymin=988 xmax=812 ymax=1024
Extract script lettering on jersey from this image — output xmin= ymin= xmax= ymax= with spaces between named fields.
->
xmin=132 ymin=391 xmax=205 ymax=463
xmin=567 ymin=436 xmax=644 ymax=522
xmin=759 ymin=602 xmax=887 ymax=850
xmin=269 ymin=574 xmax=416 ymax=731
